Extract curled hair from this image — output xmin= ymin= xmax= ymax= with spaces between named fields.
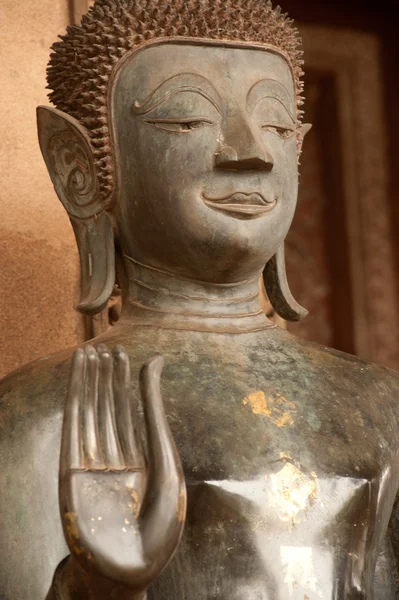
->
xmin=47 ymin=0 xmax=304 ymax=204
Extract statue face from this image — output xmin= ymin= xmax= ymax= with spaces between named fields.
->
xmin=112 ymin=42 xmax=299 ymax=283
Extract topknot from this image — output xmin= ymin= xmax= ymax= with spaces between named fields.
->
xmin=47 ymin=0 xmax=304 ymax=203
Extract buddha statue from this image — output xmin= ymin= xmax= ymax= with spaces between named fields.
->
xmin=1 ymin=0 xmax=399 ymax=598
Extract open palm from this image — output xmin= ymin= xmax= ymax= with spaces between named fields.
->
xmin=59 ymin=344 xmax=186 ymax=592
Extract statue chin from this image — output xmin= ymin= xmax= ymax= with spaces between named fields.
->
xmin=1 ymin=2 xmax=398 ymax=600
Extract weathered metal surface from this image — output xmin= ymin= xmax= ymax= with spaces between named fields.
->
xmin=1 ymin=0 xmax=399 ymax=598
xmin=1 ymin=323 xmax=399 ymax=598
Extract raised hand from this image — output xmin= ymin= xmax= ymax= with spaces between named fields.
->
xmin=58 ymin=344 xmax=186 ymax=596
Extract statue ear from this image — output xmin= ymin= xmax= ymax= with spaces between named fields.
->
xmin=263 ymin=244 xmax=308 ymax=322
xmin=297 ymin=123 xmax=312 ymax=155
xmin=37 ymin=105 xmax=115 ymax=315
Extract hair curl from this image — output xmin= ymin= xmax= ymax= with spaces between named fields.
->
xmin=47 ymin=0 xmax=304 ymax=203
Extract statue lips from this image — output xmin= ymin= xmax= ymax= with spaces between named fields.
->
xmin=202 ymin=192 xmax=277 ymax=219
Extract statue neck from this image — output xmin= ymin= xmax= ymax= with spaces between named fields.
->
xmin=122 ymin=255 xmax=274 ymax=334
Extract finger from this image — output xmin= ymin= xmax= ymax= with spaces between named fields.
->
xmin=140 ymin=355 xmax=170 ymax=477
xmin=97 ymin=344 xmax=125 ymax=470
xmin=112 ymin=345 xmax=145 ymax=469
xmin=60 ymin=348 xmax=85 ymax=477
xmin=82 ymin=345 xmax=105 ymax=469
xmin=140 ymin=355 xmax=186 ymax=564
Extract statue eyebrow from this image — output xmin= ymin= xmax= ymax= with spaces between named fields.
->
xmin=132 ymin=73 xmax=223 ymax=116
xmin=247 ymin=79 xmax=296 ymax=123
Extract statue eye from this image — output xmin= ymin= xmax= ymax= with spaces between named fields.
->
xmin=145 ymin=118 xmax=213 ymax=132
xmin=262 ymin=124 xmax=295 ymax=139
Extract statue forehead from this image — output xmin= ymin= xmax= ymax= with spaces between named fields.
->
xmin=114 ymin=42 xmax=295 ymax=105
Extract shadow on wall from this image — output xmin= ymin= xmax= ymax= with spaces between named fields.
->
xmin=0 ymin=231 xmax=84 ymax=379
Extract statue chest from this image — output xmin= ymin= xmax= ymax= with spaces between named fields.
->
xmin=143 ymin=341 xmax=399 ymax=600
xmin=46 ymin=324 xmax=397 ymax=599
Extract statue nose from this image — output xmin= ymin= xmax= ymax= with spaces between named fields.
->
xmin=215 ymin=114 xmax=274 ymax=172
xmin=215 ymin=149 xmax=273 ymax=171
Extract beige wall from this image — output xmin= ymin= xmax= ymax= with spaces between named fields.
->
xmin=0 ymin=0 xmax=85 ymax=379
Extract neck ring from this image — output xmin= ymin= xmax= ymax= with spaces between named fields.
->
xmin=123 ymin=255 xmax=275 ymax=334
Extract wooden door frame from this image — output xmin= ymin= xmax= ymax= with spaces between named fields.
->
xmin=298 ymin=24 xmax=399 ymax=368
xmin=69 ymin=0 xmax=91 ymax=24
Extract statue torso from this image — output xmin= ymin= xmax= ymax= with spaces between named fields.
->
xmin=0 ymin=322 xmax=398 ymax=599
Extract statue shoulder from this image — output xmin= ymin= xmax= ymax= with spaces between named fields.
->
xmin=0 ymin=345 xmax=75 ymax=433
xmin=292 ymin=334 xmax=398 ymax=402
xmin=0 ymin=323 xmax=151 ymax=434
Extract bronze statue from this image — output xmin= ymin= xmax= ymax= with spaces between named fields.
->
xmin=0 ymin=0 xmax=398 ymax=598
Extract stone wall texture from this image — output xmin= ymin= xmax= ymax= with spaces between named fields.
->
xmin=0 ymin=0 xmax=85 ymax=379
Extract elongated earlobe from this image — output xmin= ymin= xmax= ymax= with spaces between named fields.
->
xmin=37 ymin=105 xmax=115 ymax=315
xmin=71 ymin=213 xmax=115 ymax=315
xmin=263 ymin=244 xmax=308 ymax=322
